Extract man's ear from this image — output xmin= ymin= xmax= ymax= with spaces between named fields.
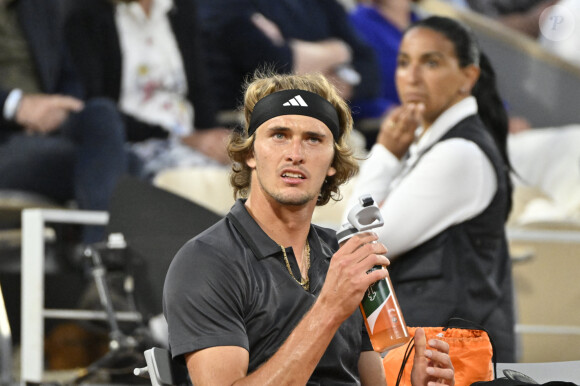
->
xmin=327 ymin=165 xmax=336 ymax=177
xmin=246 ymin=154 xmax=256 ymax=169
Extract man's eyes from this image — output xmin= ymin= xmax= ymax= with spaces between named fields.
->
xmin=271 ymin=133 xmax=322 ymax=142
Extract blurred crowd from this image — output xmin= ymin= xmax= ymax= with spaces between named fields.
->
xmin=2 ymin=0 xmax=580 ymax=378
xmin=2 ymin=0 xmax=579 ymax=243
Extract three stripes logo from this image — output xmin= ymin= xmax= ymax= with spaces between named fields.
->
xmin=283 ymin=95 xmax=308 ymax=107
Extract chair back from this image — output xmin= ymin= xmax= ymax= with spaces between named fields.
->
xmin=135 ymin=347 xmax=189 ymax=386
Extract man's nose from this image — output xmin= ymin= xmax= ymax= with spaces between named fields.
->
xmin=285 ymin=138 xmax=305 ymax=164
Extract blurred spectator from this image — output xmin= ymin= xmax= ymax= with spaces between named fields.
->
xmin=349 ymin=0 xmax=534 ymax=143
xmin=348 ymin=0 xmax=421 ymax=120
xmin=0 ymin=0 xmax=128 ymax=244
xmin=344 ymin=16 xmax=516 ymax=361
xmin=538 ymin=0 xmax=580 ymax=66
xmin=196 ymin=0 xmax=381 ymax=112
xmin=65 ymin=0 xmax=230 ymax=179
xmin=509 ymin=124 xmax=580 ymax=223
xmin=442 ymin=0 xmax=557 ymax=38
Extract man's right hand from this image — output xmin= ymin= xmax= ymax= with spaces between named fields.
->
xmin=318 ymin=232 xmax=389 ymax=324
xmin=15 ymin=93 xmax=84 ymax=134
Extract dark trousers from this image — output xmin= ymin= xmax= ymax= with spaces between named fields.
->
xmin=0 ymin=98 xmax=129 ymax=243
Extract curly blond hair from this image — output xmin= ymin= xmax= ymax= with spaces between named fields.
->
xmin=227 ymin=70 xmax=359 ymax=206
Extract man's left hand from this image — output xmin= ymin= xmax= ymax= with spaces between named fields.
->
xmin=410 ymin=328 xmax=455 ymax=386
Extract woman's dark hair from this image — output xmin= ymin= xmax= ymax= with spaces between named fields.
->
xmin=408 ymin=16 xmax=513 ymax=211
xmin=472 ymin=52 xmax=511 ymax=171
xmin=408 ymin=17 xmax=512 ymax=168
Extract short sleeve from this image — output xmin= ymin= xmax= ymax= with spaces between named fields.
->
xmin=163 ymin=238 xmax=250 ymax=359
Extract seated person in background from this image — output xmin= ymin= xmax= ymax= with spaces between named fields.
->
xmin=442 ymin=0 xmax=556 ymax=38
xmin=0 ymin=0 xmax=127 ymax=244
xmin=344 ymin=16 xmax=516 ymax=361
xmin=348 ymin=0 xmax=421 ymax=121
xmin=65 ymin=0 xmax=230 ymax=179
xmin=163 ymin=71 xmax=455 ymax=385
xmin=196 ymin=0 xmax=381 ymax=113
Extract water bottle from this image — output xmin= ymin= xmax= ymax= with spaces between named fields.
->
xmin=336 ymin=194 xmax=410 ymax=353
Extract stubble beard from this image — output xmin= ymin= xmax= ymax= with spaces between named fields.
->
xmin=257 ymin=176 xmax=317 ymax=207
xmin=270 ymin=191 xmax=315 ymax=206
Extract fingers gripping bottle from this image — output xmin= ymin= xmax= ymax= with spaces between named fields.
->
xmin=336 ymin=194 xmax=410 ymax=353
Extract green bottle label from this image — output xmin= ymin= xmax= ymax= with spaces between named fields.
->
xmin=361 ymin=277 xmax=391 ymax=317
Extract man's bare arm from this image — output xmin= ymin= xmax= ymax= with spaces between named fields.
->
xmin=358 ymin=351 xmax=386 ymax=386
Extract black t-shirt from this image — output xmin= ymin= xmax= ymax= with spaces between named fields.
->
xmin=163 ymin=199 xmax=372 ymax=384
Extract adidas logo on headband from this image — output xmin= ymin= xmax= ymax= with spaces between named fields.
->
xmin=248 ymin=89 xmax=340 ymax=140
xmin=283 ymin=95 xmax=308 ymax=107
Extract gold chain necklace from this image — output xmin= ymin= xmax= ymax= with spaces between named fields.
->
xmin=280 ymin=241 xmax=310 ymax=291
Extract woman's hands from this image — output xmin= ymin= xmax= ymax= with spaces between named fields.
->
xmin=377 ymin=103 xmax=424 ymax=160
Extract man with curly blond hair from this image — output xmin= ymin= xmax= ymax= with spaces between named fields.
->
xmin=163 ymin=71 xmax=455 ymax=385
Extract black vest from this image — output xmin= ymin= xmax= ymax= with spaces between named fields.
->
xmin=389 ymin=115 xmax=515 ymax=362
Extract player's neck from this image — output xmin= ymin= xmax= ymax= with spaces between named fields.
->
xmin=245 ymin=192 xmax=315 ymax=248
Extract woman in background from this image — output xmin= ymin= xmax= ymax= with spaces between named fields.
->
xmin=65 ymin=0 xmax=231 ymax=179
xmin=345 ymin=16 xmax=516 ymax=361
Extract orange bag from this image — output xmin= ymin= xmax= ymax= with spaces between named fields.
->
xmin=383 ymin=324 xmax=495 ymax=386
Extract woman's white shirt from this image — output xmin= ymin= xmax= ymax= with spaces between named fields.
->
xmin=345 ymin=97 xmax=497 ymax=257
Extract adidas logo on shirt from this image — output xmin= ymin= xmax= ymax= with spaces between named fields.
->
xmin=283 ymin=95 xmax=308 ymax=107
